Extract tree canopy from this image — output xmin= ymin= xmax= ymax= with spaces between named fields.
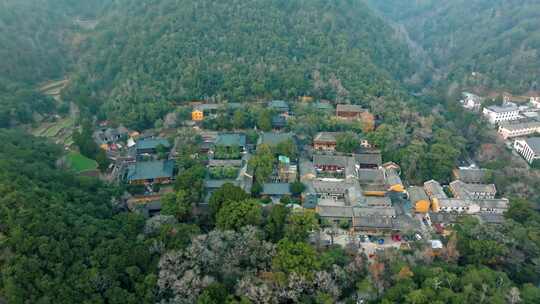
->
xmin=65 ymin=0 xmax=414 ymax=128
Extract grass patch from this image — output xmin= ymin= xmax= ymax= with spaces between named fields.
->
xmin=67 ymin=152 xmax=98 ymax=173
xmin=209 ymin=166 xmax=240 ymax=179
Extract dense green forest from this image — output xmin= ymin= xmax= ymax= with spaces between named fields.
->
xmin=0 ymin=0 xmax=111 ymax=126
xmin=366 ymin=0 xmax=540 ymax=93
xmin=65 ymin=0 xmax=414 ymax=128
xmin=0 ymin=130 xmax=156 ymax=302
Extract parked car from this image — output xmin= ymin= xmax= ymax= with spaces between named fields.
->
xmin=358 ymin=235 xmax=369 ymax=243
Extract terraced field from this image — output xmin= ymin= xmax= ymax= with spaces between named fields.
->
xmin=31 ymin=117 xmax=76 ymax=146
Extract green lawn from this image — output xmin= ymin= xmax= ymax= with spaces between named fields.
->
xmin=67 ymin=152 xmax=98 ymax=173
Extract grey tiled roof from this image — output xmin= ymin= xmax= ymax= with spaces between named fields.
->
xmin=313 ymin=154 xmax=349 ymax=167
xmin=354 ymin=152 xmax=382 ymax=166
xmin=262 ymin=183 xmax=291 ymax=196
xmin=525 ymin=137 xmax=540 ymax=154
xmin=272 ymin=115 xmax=287 ymax=127
xmin=268 ymin=100 xmax=289 ymax=110
xmin=364 ymin=196 xmax=392 ymax=207
xmin=136 ymin=138 xmax=171 ymax=150
xmin=258 ymin=132 xmax=293 ymax=146
xmin=336 ymin=104 xmax=364 ymax=113
xmin=127 ymin=160 xmax=174 ymax=181
xmin=215 ymin=133 xmax=246 ymax=147
xmin=429 ymin=212 xmax=462 ymax=224
xmin=450 ymin=180 xmax=496 ymax=199
xmin=354 ymin=216 xmax=394 ymax=229
xmin=385 ymin=168 xmax=403 ymax=187
xmin=314 ymin=132 xmax=339 ymax=143
xmin=408 ymin=186 xmax=429 ymax=203
xmin=317 ymin=205 xmax=354 ymax=218
xmin=453 ymin=168 xmax=489 ymax=184
xmin=437 ymin=198 xmax=471 ymax=209
xmin=424 ymin=180 xmax=447 ymax=199
xmin=195 ymin=103 xmax=222 ymax=111
xmin=475 ymin=198 xmax=509 ymax=210
xmin=485 ymin=105 xmax=518 ymax=113
xmin=463 ymin=183 xmax=497 ymax=194
xmin=312 ymin=179 xmax=354 ymax=194
xmin=358 ymin=169 xmax=385 ymax=183
xmin=354 ymin=206 xmax=396 ymax=217
xmin=499 ymin=121 xmax=540 ymax=131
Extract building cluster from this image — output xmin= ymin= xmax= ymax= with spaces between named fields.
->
xmin=97 ymin=96 xmax=514 ymax=238
xmin=191 ymin=102 xmax=241 ymax=121
xmin=201 ymin=130 xmax=301 ymax=203
xmin=124 ymin=138 xmax=174 ymax=184
xmin=460 ymin=92 xmax=540 ymax=166
xmin=409 ymin=167 xmax=508 ymax=225
xmin=294 ymin=131 xmax=416 ymax=234
xmin=191 ymin=100 xmax=375 ymax=130
xmin=256 ymin=132 xmax=298 ymax=200
xmin=105 ymin=135 xmax=176 ymax=216
xmin=111 ymin=125 xmax=511 ymax=236
xmin=200 ymin=131 xmax=252 ymax=200
xmin=300 ymin=133 xmax=510 ymax=235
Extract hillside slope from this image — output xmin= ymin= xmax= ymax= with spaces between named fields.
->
xmin=367 ymin=0 xmax=540 ymax=93
xmin=66 ymin=0 xmax=415 ymax=128
xmin=0 ymin=0 xmax=110 ymax=86
xmin=0 ymin=0 xmax=111 ymax=126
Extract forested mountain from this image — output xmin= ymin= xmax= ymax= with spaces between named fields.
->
xmin=0 ymin=0 xmax=111 ymax=126
xmin=66 ymin=0 xmax=415 ymax=128
xmin=0 ymin=0 xmax=110 ymax=85
xmin=366 ymin=0 xmax=540 ymax=93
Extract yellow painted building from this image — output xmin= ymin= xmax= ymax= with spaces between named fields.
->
xmin=192 ymin=110 xmax=204 ymax=121
xmin=415 ymin=200 xmax=431 ymax=213
xmin=389 ymin=184 xmax=405 ymax=193
xmin=431 ymin=197 xmax=440 ymax=212
xmin=408 ymin=186 xmax=431 ymax=213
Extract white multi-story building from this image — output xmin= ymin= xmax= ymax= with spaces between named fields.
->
xmin=498 ymin=121 xmax=540 ymax=139
xmin=482 ymin=105 xmax=520 ymax=124
xmin=514 ymin=137 xmax=540 ymax=164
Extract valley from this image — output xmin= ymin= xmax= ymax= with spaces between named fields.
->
xmin=1 ymin=1 xmax=540 ymax=303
